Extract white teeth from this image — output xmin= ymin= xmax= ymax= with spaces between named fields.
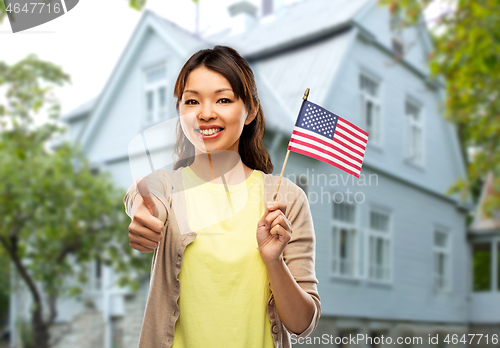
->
xmin=200 ymin=128 xmax=222 ymax=135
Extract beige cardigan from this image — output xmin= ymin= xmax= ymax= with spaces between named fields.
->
xmin=124 ymin=167 xmax=321 ymax=348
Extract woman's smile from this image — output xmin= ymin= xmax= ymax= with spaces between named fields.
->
xmin=196 ymin=127 xmax=225 ymax=140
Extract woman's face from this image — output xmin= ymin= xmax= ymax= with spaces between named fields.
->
xmin=179 ymin=66 xmax=255 ymax=155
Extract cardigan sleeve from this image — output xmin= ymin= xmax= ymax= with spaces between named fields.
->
xmin=123 ymin=169 xmax=170 ymax=225
xmin=281 ymin=178 xmax=321 ymax=339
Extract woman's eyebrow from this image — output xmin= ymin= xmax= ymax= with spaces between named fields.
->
xmin=184 ymin=88 xmax=233 ymax=94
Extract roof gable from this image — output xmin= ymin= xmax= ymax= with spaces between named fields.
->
xmin=78 ymin=10 xmax=207 ymax=152
xmin=61 ymin=96 xmax=97 ymax=122
xmin=352 ymin=0 xmax=433 ymax=76
xmin=209 ymin=0 xmax=369 ymax=58
xmin=471 ymin=172 xmax=500 ymax=232
xmin=252 ymin=29 xmax=354 ymax=118
xmin=75 ymin=0 xmax=369 ymax=152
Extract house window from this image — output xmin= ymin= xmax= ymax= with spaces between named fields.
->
xmin=331 ymin=201 xmax=357 ymax=277
xmin=143 ymin=63 xmax=167 ymax=124
xmin=433 ymin=228 xmax=450 ymax=292
xmin=368 ymin=210 xmax=391 ymax=282
xmin=472 ymin=242 xmax=492 ymax=292
xmin=359 ymin=73 xmax=381 ymax=146
xmin=390 ymin=7 xmax=404 ymax=56
xmin=294 ymin=174 xmax=308 ymax=196
xmin=405 ymin=99 xmax=423 ymax=165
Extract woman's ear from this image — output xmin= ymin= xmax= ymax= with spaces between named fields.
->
xmin=245 ymin=105 xmax=259 ymax=125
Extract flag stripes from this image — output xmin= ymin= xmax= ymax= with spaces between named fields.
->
xmin=288 ymin=128 xmax=362 ymax=177
xmin=287 ymin=100 xmax=369 ymax=178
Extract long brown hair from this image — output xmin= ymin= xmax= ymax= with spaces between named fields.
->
xmin=172 ymin=45 xmax=273 ymax=174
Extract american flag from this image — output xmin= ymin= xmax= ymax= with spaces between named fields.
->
xmin=287 ymin=100 xmax=369 ymax=178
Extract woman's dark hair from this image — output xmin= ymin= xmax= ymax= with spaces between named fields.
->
xmin=172 ymin=45 xmax=274 ymax=174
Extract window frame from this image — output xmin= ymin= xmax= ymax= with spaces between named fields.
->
xmin=471 ymin=238 xmax=498 ymax=293
xmin=330 ymin=200 xmax=360 ymax=279
xmin=404 ymin=97 xmax=425 ymax=166
xmin=433 ymin=226 xmax=452 ymax=293
xmin=142 ymin=62 xmax=168 ymax=126
xmin=359 ymin=70 xmax=382 ymax=148
xmin=366 ymin=207 xmax=393 ymax=284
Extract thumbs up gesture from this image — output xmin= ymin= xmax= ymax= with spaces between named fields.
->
xmin=128 ymin=177 xmax=165 ymax=253
xmin=136 ymin=177 xmax=159 ymax=218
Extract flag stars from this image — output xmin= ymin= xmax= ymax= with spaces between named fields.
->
xmin=298 ymin=104 xmax=341 ymax=138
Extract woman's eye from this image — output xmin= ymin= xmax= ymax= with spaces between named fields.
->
xmin=184 ymin=98 xmax=231 ymax=105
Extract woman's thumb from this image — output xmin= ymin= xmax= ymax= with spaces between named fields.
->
xmin=136 ymin=177 xmax=158 ymax=218
xmin=258 ymin=202 xmax=270 ymax=227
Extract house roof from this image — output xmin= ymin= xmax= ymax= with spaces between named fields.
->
xmin=61 ymin=96 xmax=98 ymax=122
xmin=67 ymin=0 xmax=442 ymax=168
xmin=252 ymin=29 xmax=353 ymax=117
xmin=63 ymin=1 xmax=367 ymax=146
xmin=205 ymin=0 xmax=368 ymax=58
xmin=75 ymin=9 xmax=209 ymax=149
xmin=470 ymin=172 xmax=500 ymax=233
xmin=147 ymin=9 xmax=207 ymax=53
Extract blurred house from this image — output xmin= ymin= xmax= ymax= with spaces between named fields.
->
xmin=10 ymin=0 xmax=485 ymax=347
xmin=468 ymin=172 xmax=500 ymax=347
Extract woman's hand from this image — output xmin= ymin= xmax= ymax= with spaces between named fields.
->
xmin=128 ymin=177 xmax=164 ymax=253
xmin=256 ymin=201 xmax=293 ymax=265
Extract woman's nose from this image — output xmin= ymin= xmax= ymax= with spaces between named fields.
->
xmin=199 ymin=103 xmax=216 ymax=121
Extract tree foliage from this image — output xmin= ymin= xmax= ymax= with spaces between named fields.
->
xmin=378 ymin=0 xmax=500 ymax=216
xmin=0 ymin=54 xmax=150 ymax=347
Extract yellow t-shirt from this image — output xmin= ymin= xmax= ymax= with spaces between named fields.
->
xmin=172 ymin=166 xmax=275 ymax=348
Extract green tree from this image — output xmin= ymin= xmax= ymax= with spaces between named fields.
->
xmin=0 ymin=55 xmax=150 ymax=348
xmin=378 ymin=0 xmax=500 ymax=216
